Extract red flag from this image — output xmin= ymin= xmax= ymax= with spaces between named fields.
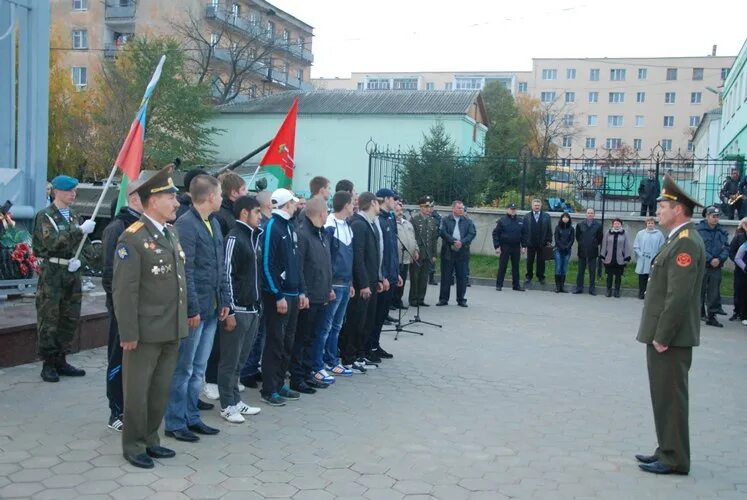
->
xmin=259 ymin=97 xmax=298 ymax=187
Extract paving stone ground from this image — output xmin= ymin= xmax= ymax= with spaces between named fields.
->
xmin=1 ymin=284 xmax=747 ymax=499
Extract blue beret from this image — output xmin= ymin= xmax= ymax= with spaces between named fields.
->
xmin=50 ymin=175 xmax=79 ymax=191
xmin=375 ymin=188 xmax=396 ymax=199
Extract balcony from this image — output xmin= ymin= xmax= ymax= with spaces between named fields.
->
xmin=105 ymin=1 xmax=136 ymax=23
xmin=104 ymin=43 xmax=119 ymax=58
xmin=205 ymin=4 xmax=313 ymax=64
xmin=212 ymin=48 xmax=311 ymax=90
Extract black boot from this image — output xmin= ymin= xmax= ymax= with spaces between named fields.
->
xmin=56 ymin=355 xmax=86 ymax=377
xmin=614 ymin=288 xmax=621 ymax=298
xmin=554 ymin=275 xmax=561 ymax=293
xmin=705 ymin=315 xmax=723 ymax=327
xmin=41 ymin=362 xmax=59 ymax=383
xmin=606 ymin=288 xmax=612 ymax=298
xmin=559 ymin=276 xmax=568 ymax=293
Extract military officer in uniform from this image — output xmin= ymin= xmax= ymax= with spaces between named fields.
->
xmin=409 ymin=196 xmax=439 ymax=307
xmin=635 ymin=174 xmax=705 ymax=476
xmin=113 ymin=165 xmax=188 ymax=469
xmin=32 ymin=175 xmax=96 ymax=382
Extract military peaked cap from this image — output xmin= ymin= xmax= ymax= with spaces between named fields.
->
xmin=657 ymin=174 xmax=702 ymax=210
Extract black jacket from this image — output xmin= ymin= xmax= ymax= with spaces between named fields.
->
xmin=440 ymin=215 xmax=477 ymax=257
xmin=696 ymin=219 xmax=729 ymax=268
xmin=297 ymin=215 xmax=333 ymax=304
xmin=214 ymin=197 xmax=236 ymax=237
xmin=224 ymin=221 xmax=262 ymax=313
xmin=102 ymin=207 xmax=141 ymax=304
xmin=522 ymin=211 xmax=553 ymax=248
xmin=729 ymin=229 xmax=746 ymax=262
xmin=261 ymin=212 xmax=303 ymax=300
xmin=554 ymin=222 xmax=575 ymax=253
xmin=175 ymin=192 xmax=192 ymax=220
xmin=575 ymin=219 xmax=603 ymax=258
xmin=378 ymin=209 xmax=399 ymax=282
xmin=349 ymin=212 xmax=381 ymax=289
xmin=638 ymin=177 xmax=661 ymax=205
xmin=492 ymin=214 xmax=524 ymax=247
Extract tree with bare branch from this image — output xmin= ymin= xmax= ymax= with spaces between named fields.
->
xmin=516 ymin=94 xmax=581 ymax=159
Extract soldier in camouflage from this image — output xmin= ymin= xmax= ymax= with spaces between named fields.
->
xmin=32 ymin=175 xmax=96 ymax=382
xmin=409 ymin=196 xmax=439 ymax=307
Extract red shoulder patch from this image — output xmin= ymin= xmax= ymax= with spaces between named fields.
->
xmin=676 ymin=253 xmax=692 ymax=267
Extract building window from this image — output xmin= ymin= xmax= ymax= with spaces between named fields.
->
xmin=664 ymin=92 xmax=676 ymax=104
xmin=721 ymin=68 xmax=730 ymax=80
xmin=588 ymin=91 xmax=598 ymax=103
xmin=540 ymin=91 xmax=556 ymax=103
xmin=282 ymin=29 xmax=290 ymax=44
xmin=566 ymin=68 xmax=576 ymax=80
xmin=587 ymin=115 xmax=598 ymax=126
xmin=367 ymin=79 xmax=390 ymax=90
xmin=605 ymin=138 xmax=622 ymax=150
xmin=210 ymin=33 xmax=219 ymax=46
xmin=610 ymin=69 xmax=626 ymax=81
xmin=72 ymin=0 xmax=88 ymax=10
xmin=72 ymin=29 xmax=88 ymax=49
xmin=266 ymin=21 xmax=275 ymax=39
xmin=635 ymin=115 xmax=644 ymax=127
xmin=666 ymin=68 xmax=677 ymax=80
xmin=589 ymin=68 xmax=600 ymax=81
xmin=585 ymin=137 xmax=596 ymax=149
xmin=231 ymin=3 xmax=240 ymax=18
xmin=562 ymin=136 xmax=572 ymax=148
xmin=692 ymin=67 xmax=704 ymax=81
xmin=691 ymin=92 xmax=702 ymax=104
xmin=689 ymin=115 xmax=700 ymax=127
xmin=565 ymin=91 xmax=575 ymax=103
xmin=296 ymin=68 xmax=304 ymax=81
xmin=71 ymin=66 xmax=87 ymax=88
xmin=663 ymin=116 xmax=674 ymax=127
xmin=249 ymin=11 xmax=260 ymax=27
xmin=541 ymin=69 xmax=557 ymax=80
xmin=298 ymin=36 xmax=305 ymax=50
xmin=608 ymin=115 xmax=624 ymax=127
xmin=562 ymin=114 xmax=574 ymax=126
xmin=518 ymin=82 xmax=527 ymax=93
xmin=688 ymin=140 xmax=695 ymax=152
xmin=633 ymin=138 xmax=642 ymax=151
xmin=357 ymin=82 xmax=364 ymax=90
xmin=636 ymin=92 xmax=646 ymax=103
xmin=638 ymin=68 xmax=647 ymax=80
xmin=393 ymin=78 xmax=418 ymax=90
xmin=445 ymin=82 xmax=452 ymax=90
xmin=661 ymin=139 xmax=672 ymax=151
xmin=608 ymin=92 xmax=624 ymax=103
xmin=426 ymin=82 xmax=434 ymax=90
xmin=455 ymin=77 xmax=482 ymax=90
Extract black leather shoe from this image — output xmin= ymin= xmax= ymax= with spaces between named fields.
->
xmin=495 ymin=286 xmax=502 ymax=291
xmin=513 ymin=287 xmax=525 ymax=292
xmin=376 ymin=347 xmax=394 ymax=359
xmin=729 ymin=313 xmax=740 ymax=321
xmin=589 ymin=289 xmax=597 ymax=296
xmin=41 ymin=364 xmax=60 ymax=383
xmin=635 ymin=454 xmax=658 ymax=464
xmin=705 ymin=316 xmax=723 ymax=327
xmin=146 ymin=446 xmax=176 ymax=459
xmin=638 ymin=461 xmax=688 ymax=475
xmin=436 ymin=301 xmax=448 ymax=306
xmin=187 ymin=422 xmax=220 ymax=435
xmin=572 ymin=289 xmax=583 ymax=294
xmin=124 ymin=453 xmax=154 ymax=469
xmin=239 ymin=374 xmax=259 ymax=389
xmin=290 ymin=382 xmax=316 ymax=394
xmin=197 ymin=400 xmax=214 ymax=411
xmin=165 ymin=429 xmax=200 ymax=442
xmin=57 ymin=363 xmax=86 ymax=377
xmin=457 ymin=301 xmax=468 ymax=308
xmin=419 ymin=302 xmax=430 ymax=307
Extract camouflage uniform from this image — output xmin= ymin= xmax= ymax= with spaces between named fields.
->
xmin=428 ymin=210 xmax=442 ymax=284
xmin=32 ymin=204 xmax=91 ymax=363
xmin=409 ymin=212 xmax=439 ymax=306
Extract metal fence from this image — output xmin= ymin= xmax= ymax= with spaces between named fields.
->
xmin=368 ymin=144 xmax=744 ymax=216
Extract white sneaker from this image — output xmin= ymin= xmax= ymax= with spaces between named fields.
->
xmin=220 ymin=405 xmax=245 ymax=423
xmin=235 ymin=401 xmax=261 ymax=415
xmin=238 ymin=382 xmax=246 ymax=392
xmin=742 ymin=319 xmax=747 ymax=326
xmin=202 ymin=383 xmax=220 ymax=400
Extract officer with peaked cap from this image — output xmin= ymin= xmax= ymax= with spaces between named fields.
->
xmin=635 ymin=174 xmax=705 ymax=475
xmin=32 ymin=175 xmax=96 ymax=382
xmin=112 ymin=165 xmax=188 ymax=469
xmin=409 ymin=196 xmax=439 ymax=307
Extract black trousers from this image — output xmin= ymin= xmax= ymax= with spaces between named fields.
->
xmin=339 ymin=287 xmax=377 ymax=365
xmin=496 ymin=244 xmax=521 ymax=288
xmin=723 ymin=200 xmax=742 ymax=220
xmin=640 ymin=202 xmax=656 ymax=216
xmin=289 ymin=303 xmax=325 ymax=385
xmin=439 ymin=252 xmax=468 ymax=303
xmin=575 ymin=256 xmax=598 ymax=291
xmin=605 ymin=265 xmax=624 ymax=290
xmin=105 ymin=298 xmax=123 ymax=418
xmin=368 ymin=288 xmax=394 ymax=351
xmin=638 ymin=273 xmax=649 ymax=296
xmin=260 ymin=294 xmax=299 ymax=397
xmin=393 ymin=264 xmax=409 ymax=307
xmin=525 ymin=246 xmax=546 ymax=281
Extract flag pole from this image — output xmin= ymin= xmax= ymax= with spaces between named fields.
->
xmin=72 ymin=165 xmax=118 ymax=260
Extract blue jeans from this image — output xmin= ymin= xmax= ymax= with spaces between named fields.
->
xmin=554 ymin=249 xmax=570 ymax=275
xmin=313 ymin=285 xmax=351 ymax=371
xmin=240 ymin=317 xmax=265 ymax=378
xmin=165 ymin=310 xmax=218 ymax=431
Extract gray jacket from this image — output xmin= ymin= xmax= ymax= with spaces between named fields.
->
xmin=601 ymin=229 xmax=632 ymax=266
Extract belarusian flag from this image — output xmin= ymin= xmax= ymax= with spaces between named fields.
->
xmin=258 ymin=97 xmax=298 ymax=189
xmin=115 ymin=55 xmax=166 ymax=211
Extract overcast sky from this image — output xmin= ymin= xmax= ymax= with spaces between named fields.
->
xmin=269 ymin=0 xmax=747 ymax=78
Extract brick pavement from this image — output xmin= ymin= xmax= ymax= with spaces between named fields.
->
xmin=1 ymin=284 xmax=746 ymax=499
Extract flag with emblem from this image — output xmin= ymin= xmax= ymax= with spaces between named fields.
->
xmin=258 ymin=97 xmax=298 ymax=189
xmin=115 ymin=55 xmax=167 ymax=211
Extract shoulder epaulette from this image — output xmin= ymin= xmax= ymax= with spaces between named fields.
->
xmin=678 ymin=229 xmax=689 ymax=239
xmin=126 ymin=221 xmax=145 ymax=234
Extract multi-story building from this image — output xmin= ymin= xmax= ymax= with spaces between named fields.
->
xmin=719 ymin=40 xmax=747 ymax=157
xmin=530 ymin=56 xmax=735 ymax=157
xmin=50 ymin=0 xmax=313 ymax=99
xmin=313 ymin=71 xmax=531 ymax=96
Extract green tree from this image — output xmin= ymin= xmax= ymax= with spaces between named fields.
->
xmin=482 ymin=82 xmax=529 ymax=157
xmin=87 ymin=37 xmax=219 ymax=177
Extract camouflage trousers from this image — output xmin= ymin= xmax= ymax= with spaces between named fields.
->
xmin=36 ymin=264 xmax=82 ymax=361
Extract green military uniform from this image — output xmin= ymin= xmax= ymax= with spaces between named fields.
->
xmin=409 ymin=197 xmax=439 ymax=306
xmin=113 ymin=166 xmax=188 ymax=465
xmin=636 ymin=174 xmax=705 ymax=475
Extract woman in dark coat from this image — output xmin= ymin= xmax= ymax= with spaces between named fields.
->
xmin=553 ymin=212 xmax=574 ymax=293
xmin=600 ymin=218 xmax=632 ymax=298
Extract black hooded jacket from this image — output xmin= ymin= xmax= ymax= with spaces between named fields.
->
xmin=102 ymin=207 xmax=141 ymax=304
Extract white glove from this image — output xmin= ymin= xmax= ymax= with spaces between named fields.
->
xmin=67 ymin=258 xmax=81 ymax=273
xmin=80 ymin=219 xmax=96 ymax=234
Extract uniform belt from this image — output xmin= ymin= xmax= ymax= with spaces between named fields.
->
xmin=39 ymin=257 xmax=71 ymax=265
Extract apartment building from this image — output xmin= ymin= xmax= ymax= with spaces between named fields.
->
xmin=313 ymin=71 xmax=531 ymax=95
xmin=51 ymin=0 xmax=313 ymax=98
xmin=529 ymin=56 xmax=735 ymax=157
xmin=719 ymin=39 xmax=747 ymax=157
